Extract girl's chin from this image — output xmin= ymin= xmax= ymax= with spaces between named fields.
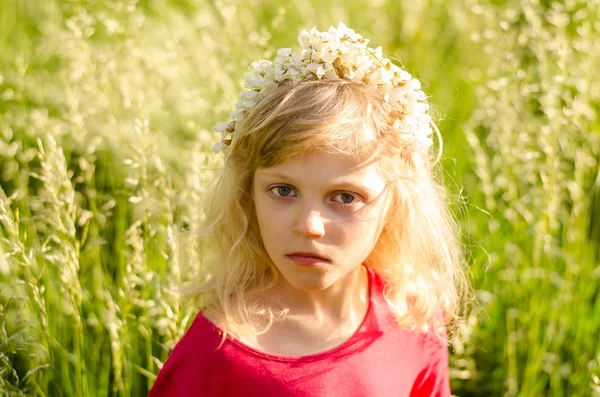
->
xmin=275 ymin=269 xmax=333 ymax=292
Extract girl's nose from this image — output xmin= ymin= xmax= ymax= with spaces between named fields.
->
xmin=292 ymin=208 xmax=325 ymax=238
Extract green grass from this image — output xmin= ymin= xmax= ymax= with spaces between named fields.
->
xmin=0 ymin=0 xmax=598 ymax=395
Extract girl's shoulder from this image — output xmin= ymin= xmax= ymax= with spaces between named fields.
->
xmin=149 ymin=314 xmax=224 ymax=396
xmin=176 ymin=312 xmax=234 ymax=363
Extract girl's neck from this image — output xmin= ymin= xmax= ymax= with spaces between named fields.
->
xmin=239 ymin=264 xmax=370 ymax=356
xmin=272 ymin=264 xmax=369 ymax=324
xmin=203 ymin=265 xmax=370 ymax=356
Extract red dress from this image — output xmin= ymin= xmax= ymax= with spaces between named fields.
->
xmin=149 ymin=267 xmax=450 ymax=396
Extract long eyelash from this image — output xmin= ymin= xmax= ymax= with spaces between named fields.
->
xmin=269 ymin=185 xmax=295 ymax=197
xmin=332 ymin=192 xmax=360 ymax=206
xmin=269 ymin=186 xmax=361 ymax=207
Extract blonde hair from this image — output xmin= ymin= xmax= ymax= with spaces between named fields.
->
xmin=186 ymin=78 xmax=468 ymax=338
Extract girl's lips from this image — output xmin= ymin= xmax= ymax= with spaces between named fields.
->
xmin=286 ymin=254 xmax=330 ymax=266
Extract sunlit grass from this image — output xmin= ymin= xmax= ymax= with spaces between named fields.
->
xmin=0 ymin=0 xmax=598 ymax=396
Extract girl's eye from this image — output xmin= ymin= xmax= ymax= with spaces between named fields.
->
xmin=270 ymin=186 xmax=295 ymax=197
xmin=269 ymin=186 xmax=359 ymax=206
xmin=333 ymin=192 xmax=358 ymax=205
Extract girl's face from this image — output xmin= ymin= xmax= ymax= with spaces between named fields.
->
xmin=253 ymin=149 xmax=391 ymax=293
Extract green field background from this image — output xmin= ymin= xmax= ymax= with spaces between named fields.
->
xmin=1 ymin=0 xmax=599 ymax=396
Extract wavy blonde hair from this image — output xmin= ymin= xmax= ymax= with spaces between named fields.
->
xmin=186 ymin=78 xmax=468 ymax=338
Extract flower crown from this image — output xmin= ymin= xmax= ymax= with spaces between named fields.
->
xmin=212 ymin=22 xmax=433 ymax=155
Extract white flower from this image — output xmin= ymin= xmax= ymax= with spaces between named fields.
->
xmin=239 ymin=90 xmax=259 ymax=101
xmin=249 ymin=60 xmax=272 ymax=73
xmin=211 ymin=141 xmax=227 ymax=153
xmin=229 ymin=109 xmax=245 ymax=122
xmin=276 ymin=48 xmax=292 ymax=57
xmin=329 ymin=34 xmax=341 ymax=52
xmin=214 ymin=122 xmax=234 ymax=133
xmin=305 ymin=63 xmax=326 ymax=78
xmin=213 ymin=22 xmax=434 ymax=156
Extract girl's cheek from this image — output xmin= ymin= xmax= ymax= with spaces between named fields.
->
xmin=332 ymin=218 xmax=376 ymax=239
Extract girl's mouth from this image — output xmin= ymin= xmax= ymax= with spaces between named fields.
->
xmin=286 ymin=252 xmax=331 ymax=266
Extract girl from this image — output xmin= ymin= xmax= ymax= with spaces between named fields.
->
xmin=150 ymin=22 xmax=468 ymax=397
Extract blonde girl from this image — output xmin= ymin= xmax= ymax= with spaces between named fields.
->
xmin=150 ymin=22 xmax=468 ymax=397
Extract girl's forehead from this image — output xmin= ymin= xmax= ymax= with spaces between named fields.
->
xmin=255 ymin=150 xmax=386 ymax=191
